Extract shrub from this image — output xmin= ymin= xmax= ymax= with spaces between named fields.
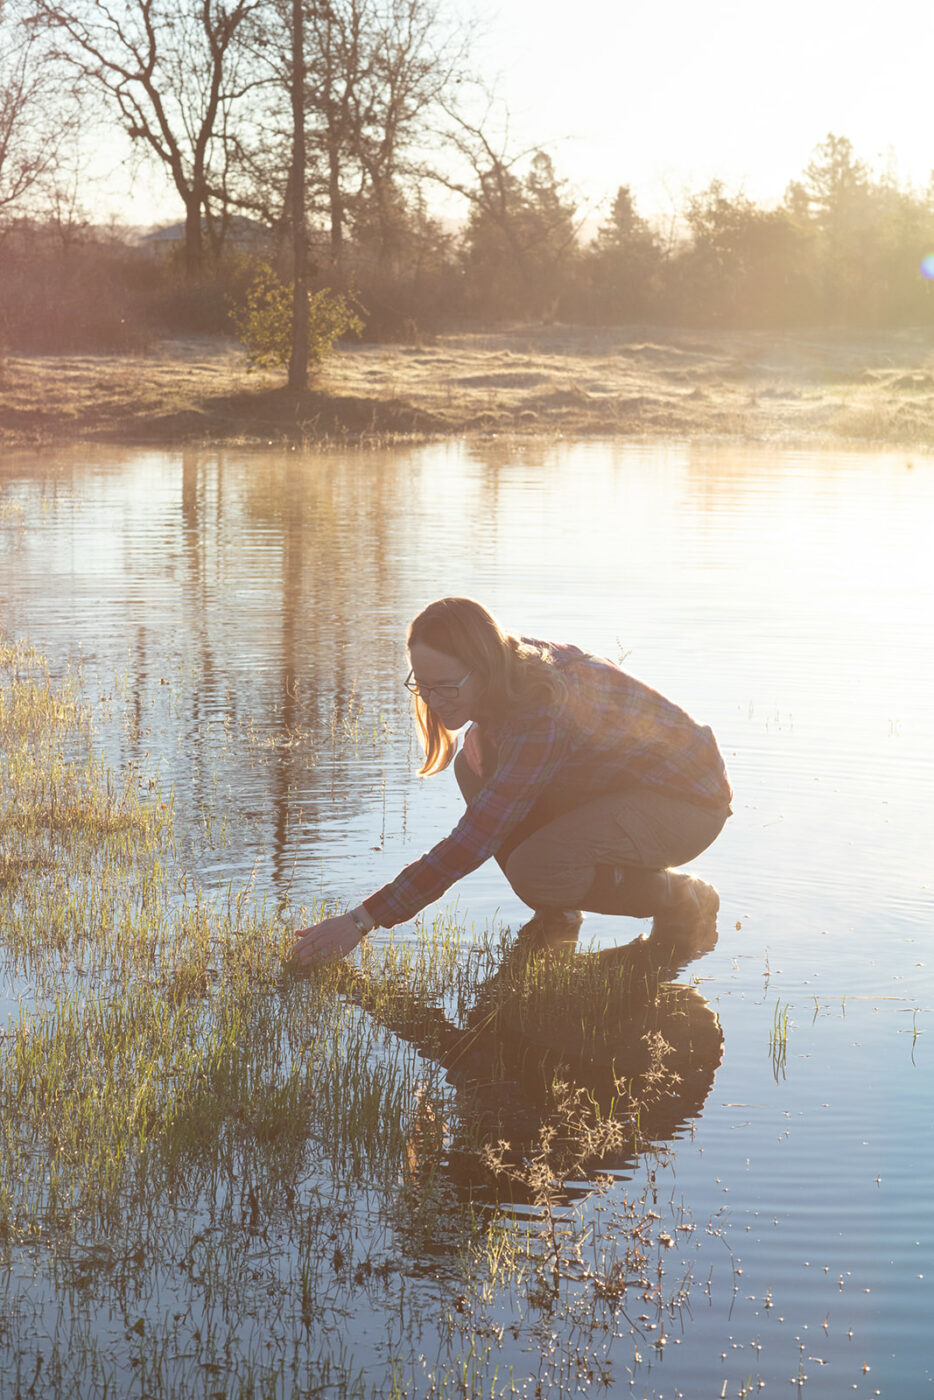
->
xmin=230 ymin=264 xmax=363 ymax=372
xmin=0 ymin=240 xmax=152 ymax=353
xmin=140 ymin=251 xmax=260 ymax=333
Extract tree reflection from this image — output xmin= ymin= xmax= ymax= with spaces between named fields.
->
xmin=156 ymin=448 xmax=417 ymax=895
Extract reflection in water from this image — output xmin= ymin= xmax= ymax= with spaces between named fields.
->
xmin=2 ymin=440 xmax=934 ymax=1395
xmin=2 ymin=439 xmax=933 ymax=933
xmin=349 ymin=915 xmax=722 ymax=1201
xmin=19 ymin=446 xmax=421 ymax=893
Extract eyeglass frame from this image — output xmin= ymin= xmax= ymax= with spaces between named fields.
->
xmin=404 ymin=667 xmax=473 ymax=702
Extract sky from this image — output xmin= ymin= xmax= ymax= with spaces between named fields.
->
xmin=102 ymin=0 xmax=933 ymax=230
xmin=470 ymin=0 xmax=933 ymax=223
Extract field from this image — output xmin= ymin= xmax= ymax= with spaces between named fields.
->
xmin=3 ymin=323 xmax=934 ymax=448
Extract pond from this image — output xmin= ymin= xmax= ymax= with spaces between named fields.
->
xmin=1 ymin=437 xmax=932 ymax=1398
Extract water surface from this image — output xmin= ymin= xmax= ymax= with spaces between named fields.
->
xmin=1 ymin=438 xmax=931 ymax=1396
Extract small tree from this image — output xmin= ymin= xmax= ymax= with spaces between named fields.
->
xmin=799 ymin=132 xmax=871 ymax=319
xmin=231 ymin=262 xmax=362 ymax=374
xmin=459 ymin=149 xmax=579 ymax=318
xmin=671 ymin=179 xmax=812 ymax=327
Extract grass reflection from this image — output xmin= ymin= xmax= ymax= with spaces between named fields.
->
xmin=0 ymin=637 xmax=729 ymax=1398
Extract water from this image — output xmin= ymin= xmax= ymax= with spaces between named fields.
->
xmin=1 ymin=438 xmax=932 ymax=1396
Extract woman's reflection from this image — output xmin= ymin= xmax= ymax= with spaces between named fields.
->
xmin=346 ymin=910 xmax=723 ymax=1199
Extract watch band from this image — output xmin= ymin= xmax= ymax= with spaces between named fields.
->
xmin=348 ymin=906 xmax=372 ymax=936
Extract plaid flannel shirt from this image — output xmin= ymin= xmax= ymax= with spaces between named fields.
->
xmin=363 ymin=641 xmax=732 ymax=928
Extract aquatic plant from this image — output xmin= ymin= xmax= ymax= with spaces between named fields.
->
xmin=0 ymin=635 xmax=726 ymax=1399
xmin=769 ymin=999 xmax=791 ymax=1081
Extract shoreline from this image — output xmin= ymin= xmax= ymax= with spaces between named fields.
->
xmin=3 ymin=323 xmax=934 ymax=451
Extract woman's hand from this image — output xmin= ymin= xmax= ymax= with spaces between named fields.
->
xmin=290 ymin=913 xmax=365 ymax=971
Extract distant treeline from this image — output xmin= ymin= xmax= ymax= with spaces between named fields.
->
xmin=1 ymin=0 xmax=933 ymax=349
xmin=2 ymin=133 xmax=934 ymax=354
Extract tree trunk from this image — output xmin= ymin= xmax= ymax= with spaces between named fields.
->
xmin=184 ymin=195 xmax=203 ymax=277
xmin=327 ymin=129 xmax=344 ymax=272
xmin=288 ymin=0 xmax=308 ymax=391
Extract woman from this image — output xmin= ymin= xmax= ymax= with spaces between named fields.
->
xmin=291 ymin=597 xmax=732 ymax=968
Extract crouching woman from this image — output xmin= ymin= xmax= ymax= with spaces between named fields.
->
xmin=291 ymin=596 xmax=732 ymax=967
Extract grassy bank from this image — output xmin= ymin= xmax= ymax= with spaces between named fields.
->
xmin=3 ymin=324 xmax=934 ymax=449
xmin=0 ymin=637 xmax=722 ymax=1398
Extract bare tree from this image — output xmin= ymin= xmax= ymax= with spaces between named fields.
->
xmin=343 ymin=0 xmax=466 ymax=269
xmin=304 ymin=0 xmax=367 ymax=268
xmin=431 ymin=97 xmax=581 ymax=316
xmin=267 ymin=0 xmax=467 ymax=271
xmin=212 ymin=0 xmax=468 ymax=278
xmin=31 ymin=0 xmax=268 ymax=273
xmin=0 ymin=1 xmax=75 ymax=217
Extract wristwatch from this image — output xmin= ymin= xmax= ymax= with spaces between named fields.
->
xmin=348 ymin=906 xmax=373 ymax=937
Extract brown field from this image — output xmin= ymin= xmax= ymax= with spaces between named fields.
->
xmin=3 ymin=323 xmax=934 ymax=449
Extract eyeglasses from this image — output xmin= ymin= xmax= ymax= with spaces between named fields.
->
xmin=404 ymin=668 xmax=473 ymax=702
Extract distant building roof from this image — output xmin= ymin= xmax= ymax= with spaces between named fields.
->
xmin=138 ymin=214 xmax=271 ymax=245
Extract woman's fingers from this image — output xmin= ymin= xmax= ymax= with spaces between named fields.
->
xmin=290 ymin=913 xmax=363 ymax=969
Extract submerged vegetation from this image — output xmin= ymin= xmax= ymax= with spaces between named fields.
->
xmin=1 ymin=434 xmax=931 ymax=1395
xmin=3 ymin=623 xmax=924 ymax=1396
xmin=0 ymin=636 xmax=734 ymax=1397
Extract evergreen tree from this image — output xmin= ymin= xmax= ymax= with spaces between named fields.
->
xmin=582 ymin=185 xmax=661 ymax=322
xmin=460 ymin=151 xmax=577 ymax=318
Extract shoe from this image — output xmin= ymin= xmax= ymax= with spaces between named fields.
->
xmin=651 ymin=874 xmax=719 ymax=932
xmin=515 ymin=908 xmax=583 ymax=949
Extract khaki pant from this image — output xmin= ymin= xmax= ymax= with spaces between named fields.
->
xmin=454 ymin=751 xmax=729 ymax=915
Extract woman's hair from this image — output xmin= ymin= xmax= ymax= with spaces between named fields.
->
xmin=407 ymin=597 xmax=565 ymax=776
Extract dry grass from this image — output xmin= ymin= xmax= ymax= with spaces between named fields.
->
xmin=3 ymin=323 xmax=934 ymax=448
xmin=0 ymin=334 xmax=263 ymax=445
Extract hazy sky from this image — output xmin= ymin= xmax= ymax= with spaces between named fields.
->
xmin=113 ymin=0 xmax=932 ymax=228
xmin=473 ymin=0 xmax=932 ymax=222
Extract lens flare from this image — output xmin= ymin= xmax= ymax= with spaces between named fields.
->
xmin=921 ymin=253 xmax=934 ymax=281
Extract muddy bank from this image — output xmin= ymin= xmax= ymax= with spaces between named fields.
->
xmin=3 ymin=324 xmax=934 ymax=449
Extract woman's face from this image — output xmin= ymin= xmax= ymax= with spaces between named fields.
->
xmin=408 ymin=642 xmax=485 ymax=730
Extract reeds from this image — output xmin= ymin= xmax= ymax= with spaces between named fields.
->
xmin=769 ymin=1000 xmax=791 ymax=1081
xmin=0 ymin=635 xmax=717 ymax=1398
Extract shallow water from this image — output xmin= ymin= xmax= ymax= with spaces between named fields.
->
xmin=1 ymin=438 xmax=932 ymax=1396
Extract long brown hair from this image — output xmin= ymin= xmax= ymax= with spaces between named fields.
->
xmin=407 ymin=597 xmax=565 ymax=776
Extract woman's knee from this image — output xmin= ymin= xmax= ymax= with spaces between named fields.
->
xmin=504 ymin=839 xmax=587 ymax=909
xmin=503 ymin=846 xmax=541 ymax=906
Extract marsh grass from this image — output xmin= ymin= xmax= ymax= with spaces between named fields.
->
xmin=341 ymin=920 xmax=720 ymax=1374
xmin=769 ymin=1000 xmax=791 ymax=1081
xmin=0 ymin=637 xmax=723 ymax=1397
xmin=6 ymin=326 xmax=934 ymax=449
